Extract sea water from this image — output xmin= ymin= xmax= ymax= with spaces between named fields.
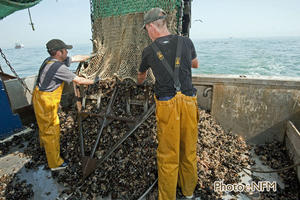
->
xmin=0 ymin=44 xmax=93 ymax=78
xmin=0 ymin=37 xmax=299 ymax=78
xmin=194 ymin=37 xmax=300 ymax=77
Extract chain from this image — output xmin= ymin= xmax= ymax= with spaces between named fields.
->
xmin=0 ymin=48 xmax=32 ymax=94
xmin=0 ymin=63 xmax=3 ymax=73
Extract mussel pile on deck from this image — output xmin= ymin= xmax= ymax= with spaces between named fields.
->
xmin=193 ymin=110 xmax=252 ymax=199
xmin=0 ymin=174 xmax=34 ymax=200
xmin=0 ymin=133 xmax=33 ymax=156
xmin=254 ymin=141 xmax=299 ymax=199
xmin=57 ymin=78 xmax=157 ymax=199
xmin=55 ymin=78 xmax=253 ymax=199
xmin=0 ymin=131 xmax=35 ymax=200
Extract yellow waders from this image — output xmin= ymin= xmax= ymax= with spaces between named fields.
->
xmin=32 ymin=83 xmax=64 ymax=168
xmin=155 ymin=92 xmax=199 ymax=200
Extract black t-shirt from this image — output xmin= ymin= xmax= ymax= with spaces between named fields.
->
xmin=139 ymin=35 xmax=197 ymax=98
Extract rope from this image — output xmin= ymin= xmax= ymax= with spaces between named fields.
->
xmin=242 ymin=162 xmax=300 ymax=173
xmin=27 ymin=8 xmax=35 ymax=31
xmin=0 ymin=48 xmax=32 ymax=95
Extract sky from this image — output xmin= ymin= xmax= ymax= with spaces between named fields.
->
xmin=190 ymin=0 xmax=300 ymax=39
xmin=0 ymin=0 xmax=92 ymax=48
xmin=1 ymin=0 xmax=300 ymax=48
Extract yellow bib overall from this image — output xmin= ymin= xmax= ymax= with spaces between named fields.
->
xmin=32 ymin=82 xmax=64 ymax=168
xmin=155 ymin=92 xmax=199 ymax=200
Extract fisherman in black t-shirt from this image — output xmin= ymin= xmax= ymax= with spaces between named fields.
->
xmin=138 ymin=8 xmax=199 ymax=200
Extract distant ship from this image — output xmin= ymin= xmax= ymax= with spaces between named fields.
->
xmin=15 ymin=43 xmax=24 ymax=49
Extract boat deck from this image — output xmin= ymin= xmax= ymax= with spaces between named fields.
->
xmin=0 ymin=128 xmax=286 ymax=200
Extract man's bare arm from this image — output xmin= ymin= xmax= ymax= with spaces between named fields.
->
xmin=72 ymin=76 xmax=94 ymax=85
xmin=71 ymin=55 xmax=92 ymax=63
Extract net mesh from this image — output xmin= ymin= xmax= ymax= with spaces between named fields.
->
xmin=79 ymin=0 xmax=183 ymax=82
xmin=90 ymin=0 xmax=181 ymax=19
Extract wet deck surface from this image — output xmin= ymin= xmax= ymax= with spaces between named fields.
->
xmin=0 ymin=130 xmax=285 ymax=200
xmin=0 ymin=129 xmax=65 ymax=200
xmin=222 ymin=149 xmax=284 ymax=200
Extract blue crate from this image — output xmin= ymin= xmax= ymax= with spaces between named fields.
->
xmin=0 ymin=80 xmax=22 ymax=138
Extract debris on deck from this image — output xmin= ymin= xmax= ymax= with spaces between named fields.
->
xmin=0 ymin=79 xmax=299 ymax=200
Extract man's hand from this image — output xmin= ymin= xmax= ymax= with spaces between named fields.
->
xmin=73 ymin=76 xmax=94 ymax=85
xmin=137 ymin=71 xmax=147 ymax=85
xmin=192 ymin=58 xmax=199 ymax=68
